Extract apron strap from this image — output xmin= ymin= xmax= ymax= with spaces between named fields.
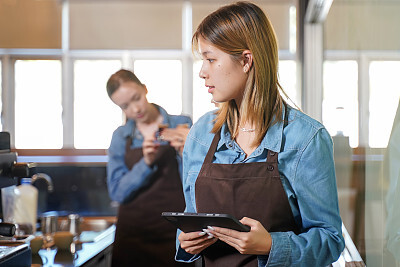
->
xmin=279 ymin=103 xmax=289 ymax=153
xmin=203 ymin=130 xmax=221 ymax=164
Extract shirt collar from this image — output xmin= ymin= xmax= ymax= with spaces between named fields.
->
xmin=124 ymin=103 xmax=170 ymax=138
xmin=217 ymin=108 xmax=286 ymax=153
xmin=157 ymin=104 xmax=171 ymax=126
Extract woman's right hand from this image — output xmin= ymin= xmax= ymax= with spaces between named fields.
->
xmin=160 ymin=124 xmax=190 ymax=155
xmin=142 ymin=135 xmax=159 ymax=166
xmin=178 ymin=231 xmax=218 ymax=255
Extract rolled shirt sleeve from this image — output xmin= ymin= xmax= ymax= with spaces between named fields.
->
xmin=262 ymin=128 xmax=345 ymax=266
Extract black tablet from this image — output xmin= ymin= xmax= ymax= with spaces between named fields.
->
xmin=161 ymin=212 xmax=250 ymax=233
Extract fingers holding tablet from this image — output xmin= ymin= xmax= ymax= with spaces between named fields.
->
xmin=205 ymin=217 xmax=272 ymax=255
xmin=178 ymin=230 xmax=217 ymax=255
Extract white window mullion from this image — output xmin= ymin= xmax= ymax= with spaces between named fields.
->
xmin=62 ymin=0 xmax=74 ymax=148
xmin=358 ymin=54 xmax=369 ymax=147
xmin=303 ymin=23 xmax=323 ymax=122
xmin=62 ymin=57 xmax=74 ymax=148
xmin=182 ymin=1 xmax=193 ymax=117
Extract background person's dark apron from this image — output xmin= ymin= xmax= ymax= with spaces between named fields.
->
xmin=112 ymin=137 xmax=189 ymax=267
xmin=195 ymin=129 xmax=300 ymax=267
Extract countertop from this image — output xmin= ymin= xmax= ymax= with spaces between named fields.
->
xmin=31 ymin=225 xmax=115 ymax=266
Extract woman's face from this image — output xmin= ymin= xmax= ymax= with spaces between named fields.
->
xmin=198 ymin=37 xmax=248 ymax=105
xmin=110 ymin=81 xmax=151 ymax=123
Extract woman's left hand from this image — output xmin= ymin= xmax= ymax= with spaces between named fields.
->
xmin=206 ymin=217 xmax=272 ymax=255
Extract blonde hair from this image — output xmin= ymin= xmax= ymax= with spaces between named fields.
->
xmin=192 ymin=1 xmax=288 ymax=147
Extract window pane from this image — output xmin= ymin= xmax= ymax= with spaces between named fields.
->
xmin=134 ymin=60 xmax=182 ymax=115
xmin=323 ymin=60 xmax=358 ymax=147
xmin=279 ymin=60 xmax=299 ymax=107
xmin=15 ymin=60 xmax=62 ymax=148
xmin=74 ymin=60 xmax=123 ymax=149
xmin=193 ymin=60 xmax=216 ymax=123
xmin=369 ymin=61 xmax=400 ymax=148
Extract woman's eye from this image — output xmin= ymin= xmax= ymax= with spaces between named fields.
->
xmin=207 ymin=59 xmax=215 ymax=63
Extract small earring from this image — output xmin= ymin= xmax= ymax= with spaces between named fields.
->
xmin=244 ymin=66 xmax=248 ymax=73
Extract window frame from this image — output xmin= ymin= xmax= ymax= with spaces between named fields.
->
xmin=324 ymin=50 xmax=400 ymax=148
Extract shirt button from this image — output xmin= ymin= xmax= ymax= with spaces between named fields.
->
xmin=267 ymin=165 xmax=274 ymax=171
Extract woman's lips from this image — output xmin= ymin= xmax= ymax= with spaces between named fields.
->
xmin=207 ymin=86 xmax=215 ymax=94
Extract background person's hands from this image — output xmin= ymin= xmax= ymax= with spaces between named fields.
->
xmin=206 ymin=217 xmax=272 ymax=255
xmin=142 ymin=135 xmax=159 ymax=166
xmin=178 ymin=230 xmax=218 ymax=255
xmin=160 ymin=124 xmax=190 ymax=154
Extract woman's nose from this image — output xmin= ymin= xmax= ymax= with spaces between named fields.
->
xmin=128 ymin=103 xmax=139 ymax=114
xmin=199 ymin=64 xmax=207 ymax=79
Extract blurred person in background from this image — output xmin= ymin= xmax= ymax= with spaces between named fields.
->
xmin=106 ymin=69 xmax=193 ymax=267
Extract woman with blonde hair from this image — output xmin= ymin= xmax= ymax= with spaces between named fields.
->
xmin=176 ymin=2 xmax=344 ymax=266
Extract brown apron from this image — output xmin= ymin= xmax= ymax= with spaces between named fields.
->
xmin=195 ymin=129 xmax=300 ymax=267
xmin=112 ymin=137 xmax=190 ymax=267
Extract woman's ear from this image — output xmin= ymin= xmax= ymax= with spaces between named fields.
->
xmin=142 ymin=84 xmax=148 ymax=94
xmin=242 ymin=50 xmax=253 ymax=73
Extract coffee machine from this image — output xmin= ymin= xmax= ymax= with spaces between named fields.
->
xmin=0 ymin=132 xmax=31 ymax=266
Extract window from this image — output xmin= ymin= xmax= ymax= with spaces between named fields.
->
xmin=15 ymin=60 xmax=62 ymax=148
xmin=73 ymin=60 xmax=123 ymax=149
xmin=279 ymin=60 xmax=298 ymax=107
xmin=323 ymin=60 xmax=358 ymax=147
xmin=133 ymin=60 xmax=183 ymax=116
xmin=369 ymin=61 xmax=400 ymax=148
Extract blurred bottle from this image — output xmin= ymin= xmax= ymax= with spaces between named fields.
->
xmin=1 ymin=185 xmax=19 ymax=224
xmin=14 ymin=178 xmax=38 ymax=234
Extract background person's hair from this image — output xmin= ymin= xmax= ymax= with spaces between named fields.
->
xmin=193 ymin=1 xmax=288 ymax=147
xmin=106 ymin=69 xmax=143 ymax=98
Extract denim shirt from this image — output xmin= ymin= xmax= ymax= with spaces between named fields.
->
xmin=107 ymin=104 xmax=192 ymax=203
xmin=175 ymin=106 xmax=345 ymax=266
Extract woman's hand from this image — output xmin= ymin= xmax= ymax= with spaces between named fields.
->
xmin=206 ymin=217 xmax=272 ymax=255
xmin=160 ymin=124 xmax=190 ymax=154
xmin=178 ymin=230 xmax=218 ymax=255
xmin=142 ymin=135 xmax=159 ymax=166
